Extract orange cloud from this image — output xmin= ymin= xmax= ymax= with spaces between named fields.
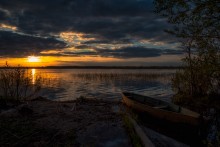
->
xmin=59 ymin=32 xmax=95 ymax=45
xmin=0 ymin=24 xmax=17 ymax=31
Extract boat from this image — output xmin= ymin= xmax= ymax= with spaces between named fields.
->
xmin=122 ymin=92 xmax=201 ymax=125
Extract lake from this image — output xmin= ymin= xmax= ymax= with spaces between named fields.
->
xmin=34 ymin=69 xmax=176 ymax=102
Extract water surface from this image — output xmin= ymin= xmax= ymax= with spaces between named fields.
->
xmin=36 ymin=69 xmax=175 ymax=102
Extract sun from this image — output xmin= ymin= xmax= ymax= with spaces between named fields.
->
xmin=27 ymin=56 xmax=41 ymax=62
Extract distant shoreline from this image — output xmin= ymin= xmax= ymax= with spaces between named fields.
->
xmin=0 ymin=66 xmax=183 ymax=69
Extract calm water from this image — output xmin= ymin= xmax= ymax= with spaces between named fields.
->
xmin=35 ymin=69 xmax=176 ymax=102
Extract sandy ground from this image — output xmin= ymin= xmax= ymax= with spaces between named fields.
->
xmin=0 ymin=97 xmax=205 ymax=147
xmin=0 ymin=97 xmax=132 ymax=147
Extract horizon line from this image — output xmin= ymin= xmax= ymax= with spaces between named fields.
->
xmin=0 ymin=65 xmax=184 ymax=69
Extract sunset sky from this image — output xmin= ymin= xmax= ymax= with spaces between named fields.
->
xmin=0 ymin=0 xmax=183 ymax=67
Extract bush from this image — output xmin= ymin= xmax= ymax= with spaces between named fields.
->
xmin=0 ymin=66 xmax=42 ymax=103
xmin=172 ymin=57 xmax=220 ymax=106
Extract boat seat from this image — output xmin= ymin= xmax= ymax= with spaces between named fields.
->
xmin=153 ymin=105 xmax=168 ymax=109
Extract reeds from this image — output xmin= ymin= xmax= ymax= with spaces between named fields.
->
xmin=72 ymin=72 xmax=173 ymax=83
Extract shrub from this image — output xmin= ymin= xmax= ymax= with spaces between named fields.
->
xmin=0 ymin=66 xmax=42 ymax=103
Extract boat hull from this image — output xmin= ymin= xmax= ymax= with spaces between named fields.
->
xmin=122 ymin=92 xmax=200 ymax=126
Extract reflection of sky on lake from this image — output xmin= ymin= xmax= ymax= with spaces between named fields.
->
xmin=37 ymin=69 xmax=175 ymax=102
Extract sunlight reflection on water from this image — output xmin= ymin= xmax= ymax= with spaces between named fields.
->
xmin=31 ymin=69 xmax=36 ymax=84
xmin=36 ymin=69 xmax=175 ymax=102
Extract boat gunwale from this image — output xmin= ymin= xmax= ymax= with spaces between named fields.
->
xmin=122 ymin=92 xmax=200 ymax=118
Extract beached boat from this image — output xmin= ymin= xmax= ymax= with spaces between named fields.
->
xmin=122 ymin=92 xmax=201 ymax=125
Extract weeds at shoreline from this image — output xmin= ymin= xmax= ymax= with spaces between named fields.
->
xmin=122 ymin=115 xmax=143 ymax=147
xmin=0 ymin=66 xmax=50 ymax=110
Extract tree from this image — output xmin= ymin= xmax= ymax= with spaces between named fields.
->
xmin=155 ymin=0 xmax=220 ymax=100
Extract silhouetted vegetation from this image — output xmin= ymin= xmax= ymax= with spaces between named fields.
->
xmin=0 ymin=65 xmax=43 ymax=107
xmin=73 ymin=72 xmax=173 ymax=82
xmin=0 ymin=66 xmax=183 ymax=69
xmin=155 ymin=0 xmax=220 ymax=107
xmin=155 ymin=1 xmax=220 ymax=145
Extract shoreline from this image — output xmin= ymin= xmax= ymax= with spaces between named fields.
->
xmin=0 ymin=97 xmax=200 ymax=146
xmin=0 ymin=66 xmax=182 ymax=69
xmin=0 ymin=97 xmax=132 ymax=146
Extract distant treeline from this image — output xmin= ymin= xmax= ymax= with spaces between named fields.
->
xmin=0 ymin=66 xmax=184 ymax=69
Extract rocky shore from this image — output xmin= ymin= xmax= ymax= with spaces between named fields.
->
xmin=0 ymin=97 xmax=132 ymax=146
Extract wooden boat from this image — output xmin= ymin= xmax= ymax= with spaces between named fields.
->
xmin=122 ymin=92 xmax=201 ymax=125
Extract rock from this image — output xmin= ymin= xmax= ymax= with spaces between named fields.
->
xmin=0 ymin=108 xmax=19 ymax=117
xmin=17 ymin=104 xmax=33 ymax=116
xmin=30 ymin=96 xmax=51 ymax=101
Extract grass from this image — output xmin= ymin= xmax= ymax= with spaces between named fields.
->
xmin=122 ymin=115 xmax=143 ymax=147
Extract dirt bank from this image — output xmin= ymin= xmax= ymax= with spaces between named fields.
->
xmin=0 ymin=97 xmax=132 ymax=146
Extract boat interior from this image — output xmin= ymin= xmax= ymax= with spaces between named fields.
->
xmin=123 ymin=92 xmax=181 ymax=113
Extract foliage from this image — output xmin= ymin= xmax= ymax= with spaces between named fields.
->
xmin=155 ymin=0 xmax=220 ymax=99
xmin=0 ymin=66 xmax=42 ymax=103
xmin=123 ymin=115 xmax=142 ymax=147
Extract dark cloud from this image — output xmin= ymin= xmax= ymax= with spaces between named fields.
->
xmin=96 ymin=46 xmax=161 ymax=58
xmin=0 ymin=0 xmax=171 ymax=40
xmin=0 ymin=0 xmax=179 ymax=59
xmin=0 ymin=11 xmax=6 ymax=20
xmin=75 ymin=45 xmax=91 ymax=49
xmin=73 ymin=16 xmax=175 ymax=45
xmin=0 ymin=0 xmax=154 ymax=33
xmin=95 ymin=46 xmax=182 ymax=58
xmin=40 ymin=51 xmax=97 ymax=57
xmin=83 ymin=38 xmax=132 ymax=44
xmin=40 ymin=46 xmax=182 ymax=58
xmin=163 ymin=49 xmax=183 ymax=55
xmin=0 ymin=31 xmax=66 ymax=57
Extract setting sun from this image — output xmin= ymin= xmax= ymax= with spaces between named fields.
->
xmin=27 ymin=56 xmax=40 ymax=62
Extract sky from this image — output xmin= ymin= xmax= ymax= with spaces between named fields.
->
xmin=0 ymin=0 xmax=183 ymax=67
